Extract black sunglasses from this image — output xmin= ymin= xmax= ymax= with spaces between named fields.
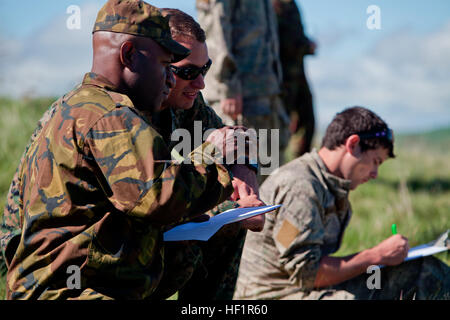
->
xmin=170 ymin=59 xmax=212 ymax=80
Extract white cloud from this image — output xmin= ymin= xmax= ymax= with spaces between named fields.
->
xmin=308 ymin=21 xmax=450 ymax=132
xmin=1 ymin=2 xmax=449 ymax=133
xmin=0 ymin=2 xmax=101 ymax=97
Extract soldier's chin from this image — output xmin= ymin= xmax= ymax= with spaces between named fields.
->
xmin=176 ymin=99 xmax=195 ymax=110
xmin=352 ymin=178 xmax=368 ymax=189
xmin=349 ymin=181 xmax=359 ymax=190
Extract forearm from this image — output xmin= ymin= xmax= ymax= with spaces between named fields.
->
xmin=314 ymin=249 xmax=379 ymax=288
xmin=144 ymin=143 xmax=234 ymax=224
xmin=88 ymin=116 xmax=234 ymax=226
xmin=314 ymin=233 xmax=411 ymax=288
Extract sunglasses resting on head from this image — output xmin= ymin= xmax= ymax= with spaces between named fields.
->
xmin=357 ymin=128 xmax=394 ymax=142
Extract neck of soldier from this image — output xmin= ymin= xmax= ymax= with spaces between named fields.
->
xmin=91 ymin=61 xmax=128 ymax=93
xmin=318 ymin=146 xmax=346 ymax=179
xmin=90 ymin=63 xmax=155 ymax=123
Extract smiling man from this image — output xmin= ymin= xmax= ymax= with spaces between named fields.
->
xmin=147 ymin=8 xmax=264 ymax=301
xmin=160 ymin=8 xmax=262 ymax=221
xmin=234 ymin=106 xmax=450 ymax=300
xmin=164 ymin=36 xmax=210 ymax=109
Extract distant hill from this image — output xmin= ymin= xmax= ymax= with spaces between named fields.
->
xmin=314 ymin=126 xmax=450 ymax=148
xmin=400 ymin=127 xmax=450 ymax=139
xmin=395 ymin=127 xmax=450 ymax=152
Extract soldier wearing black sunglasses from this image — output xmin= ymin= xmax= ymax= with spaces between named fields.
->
xmin=170 ymin=59 xmax=212 ymax=81
xmin=147 ymin=8 xmax=266 ymax=301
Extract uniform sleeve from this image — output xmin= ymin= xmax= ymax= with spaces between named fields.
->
xmin=1 ymin=169 xmax=22 ymax=271
xmin=207 ymin=200 xmax=239 ymax=217
xmin=1 ymin=102 xmax=59 ymax=269
xmin=272 ymin=182 xmax=325 ymax=290
xmin=197 ymin=0 xmax=242 ymax=99
xmin=85 ymin=108 xmax=234 ymax=226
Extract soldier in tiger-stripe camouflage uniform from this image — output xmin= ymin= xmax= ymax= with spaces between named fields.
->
xmin=1 ymin=0 xmax=261 ymax=300
xmin=1 ymin=2 xmax=263 ymax=300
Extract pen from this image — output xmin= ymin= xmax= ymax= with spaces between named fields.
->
xmin=391 ymin=223 xmax=397 ymax=235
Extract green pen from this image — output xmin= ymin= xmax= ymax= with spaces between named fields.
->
xmin=391 ymin=223 xmax=397 ymax=235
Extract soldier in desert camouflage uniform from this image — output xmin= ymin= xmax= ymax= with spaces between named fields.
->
xmin=2 ymin=0 xmax=263 ymax=300
xmin=196 ymin=0 xmax=290 ymax=179
xmin=272 ymin=0 xmax=316 ymax=161
xmin=234 ymin=106 xmax=450 ymax=300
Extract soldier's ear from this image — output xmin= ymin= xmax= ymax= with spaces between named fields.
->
xmin=345 ymin=134 xmax=361 ymax=156
xmin=119 ymin=41 xmax=135 ymax=69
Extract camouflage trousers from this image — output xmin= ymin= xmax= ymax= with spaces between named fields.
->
xmin=1 ymin=221 xmax=246 ymax=301
xmin=281 ymin=256 xmax=450 ymax=300
xmin=210 ymin=95 xmax=290 ymax=184
xmin=149 ymin=223 xmax=247 ymax=300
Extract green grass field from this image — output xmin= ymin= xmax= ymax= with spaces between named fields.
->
xmin=0 ymin=97 xmax=448 ymax=299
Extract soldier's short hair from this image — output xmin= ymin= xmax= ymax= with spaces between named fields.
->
xmin=161 ymin=8 xmax=206 ymax=43
xmin=321 ymin=106 xmax=395 ymax=157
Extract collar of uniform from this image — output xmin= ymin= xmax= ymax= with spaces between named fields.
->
xmin=81 ymin=72 xmax=134 ymax=109
xmin=169 ymin=92 xmax=206 ymax=128
xmin=310 ymin=148 xmax=352 ymax=195
xmin=82 ymin=72 xmax=118 ymax=90
xmin=171 ymin=99 xmax=200 ymax=126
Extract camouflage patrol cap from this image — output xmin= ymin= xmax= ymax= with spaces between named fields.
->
xmin=93 ymin=0 xmax=190 ymax=62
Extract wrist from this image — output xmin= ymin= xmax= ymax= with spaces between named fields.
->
xmin=228 ymin=157 xmax=259 ymax=175
xmin=362 ymin=247 xmax=382 ymax=266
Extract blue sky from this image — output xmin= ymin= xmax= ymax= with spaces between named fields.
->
xmin=0 ymin=0 xmax=449 ymax=133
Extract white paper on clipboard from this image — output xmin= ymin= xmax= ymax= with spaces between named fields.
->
xmin=404 ymin=230 xmax=449 ymax=262
xmin=163 ymin=204 xmax=281 ymax=241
